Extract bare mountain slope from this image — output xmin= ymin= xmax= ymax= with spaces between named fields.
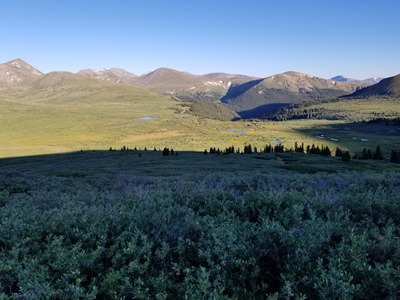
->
xmin=77 ymin=68 xmax=139 ymax=85
xmin=201 ymin=72 xmax=258 ymax=80
xmin=0 ymin=58 xmax=43 ymax=86
xmin=133 ymin=67 xmax=250 ymax=101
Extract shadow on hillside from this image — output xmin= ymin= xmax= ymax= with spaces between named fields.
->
xmin=1 ymin=142 xmax=398 ymax=177
xmin=292 ymin=120 xmax=400 ymax=157
xmin=220 ymin=79 xmax=264 ymax=102
xmin=237 ymin=103 xmax=290 ymax=119
xmin=0 ymin=149 xmax=285 ymax=176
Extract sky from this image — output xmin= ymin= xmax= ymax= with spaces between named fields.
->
xmin=1 ymin=0 xmax=399 ymax=80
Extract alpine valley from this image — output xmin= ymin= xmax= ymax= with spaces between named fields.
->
xmin=1 ymin=58 xmax=400 ymax=300
xmin=1 ymin=58 xmax=399 ymax=159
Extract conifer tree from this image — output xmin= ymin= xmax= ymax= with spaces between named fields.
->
xmin=310 ymin=144 xmax=315 ymax=154
xmin=367 ymin=149 xmax=373 ymax=160
xmin=315 ymin=146 xmax=321 ymax=155
xmin=342 ymin=151 xmax=351 ymax=161
xmin=204 ymin=149 xmax=208 ymax=155
xmin=162 ymin=147 xmax=169 ymax=156
xmin=335 ymin=147 xmax=343 ymax=157
xmin=390 ymin=150 xmax=399 ymax=163
xmin=373 ymin=146 xmax=384 ymax=160
xmin=361 ymin=148 xmax=367 ymax=160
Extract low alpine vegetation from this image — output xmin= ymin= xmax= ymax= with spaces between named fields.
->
xmin=1 ymin=170 xmax=399 ymax=299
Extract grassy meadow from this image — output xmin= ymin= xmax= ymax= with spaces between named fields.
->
xmin=2 ymin=93 xmax=399 ymax=160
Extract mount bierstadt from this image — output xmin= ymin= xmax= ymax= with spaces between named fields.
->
xmin=1 ymin=58 xmax=397 ymax=119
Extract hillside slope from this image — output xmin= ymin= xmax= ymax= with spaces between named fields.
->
xmin=0 ymin=58 xmax=43 ymax=86
xmin=347 ymin=74 xmax=400 ymax=98
xmin=221 ymin=71 xmax=361 ymax=118
xmin=133 ymin=67 xmax=251 ymax=101
xmin=1 ymin=71 xmax=174 ymax=105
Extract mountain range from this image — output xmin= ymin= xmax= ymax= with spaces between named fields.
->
xmin=220 ymin=72 xmax=361 ymax=118
xmin=346 ymin=74 xmax=400 ymax=98
xmin=1 ymin=58 xmax=398 ymax=119
xmin=77 ymin=68 xmax=138 ymax=85
xmin=330 ymin=75 xmax=383 ymax=85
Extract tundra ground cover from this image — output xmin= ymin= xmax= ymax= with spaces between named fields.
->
xmin=0 ymin=168 xmax=399 ymax=299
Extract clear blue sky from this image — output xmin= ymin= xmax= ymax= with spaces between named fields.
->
xmin=1 ymin=0 xmax=399 ymax=79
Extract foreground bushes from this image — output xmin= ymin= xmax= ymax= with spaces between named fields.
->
xmin=0 ymin=171 xmax=399 ymax=299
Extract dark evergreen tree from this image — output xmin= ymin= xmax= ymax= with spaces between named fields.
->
xmin=109 ymin=147 xmax=113 ymax=151
xmin=170 ymin=149 xmax=174 ymax=155
xmin=361 ymin=148 xmax=367 ymax=160
xmin=390 ymin=150 xmax=399 ymax=163
xmin=366 ymin=149 xmax=373 ymax=160
xmin=373 ymin=146 xmax=384 ymax=160
xmin=342 ymin=151 xmax=351 ymax=161
xmin=204 ymin=149 xmax=208 ymax=155
xmin=335 ymin=147 xmax=343 ymax=157
xmin=162 ymin=147 xmax=169 ymax=156
xmin=325 ymin=146 xmax=331 ymax=156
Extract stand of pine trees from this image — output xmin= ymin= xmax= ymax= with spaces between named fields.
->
xmin=107 ymin=143 xmax=399 ymax=164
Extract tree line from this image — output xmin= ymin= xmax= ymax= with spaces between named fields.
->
xmin=107 ymin=143 xmax=400 ymax=163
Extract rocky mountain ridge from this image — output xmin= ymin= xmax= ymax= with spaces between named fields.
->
xmin=0 ymin=58 xmax=43 ymax=85
xmin=330 ymin=75 xmax=383 ymax=85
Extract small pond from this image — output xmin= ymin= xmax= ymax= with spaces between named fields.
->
xmin=134 ymin=117 xmax=158 ymax=120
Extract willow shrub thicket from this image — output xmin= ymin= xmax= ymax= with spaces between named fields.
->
xmin=0 ymin=171 xmax=399 ymax=299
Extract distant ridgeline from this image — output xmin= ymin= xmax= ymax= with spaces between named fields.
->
xmin=106 ymin=143 xmax=400 ymax=163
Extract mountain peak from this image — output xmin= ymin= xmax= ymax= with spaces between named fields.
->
xmin=0 ymin=58 xmax=43 ymax=84
xmin=77 ymin=67 xmax=138 ymax=84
